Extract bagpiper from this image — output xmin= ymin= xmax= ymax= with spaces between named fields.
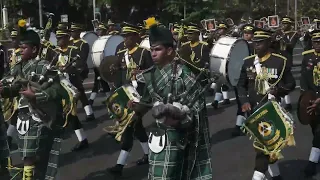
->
xmin=134 ymin=19 xmax=212 ymax=180
xmin=2 ymin=19 xmax=66 ymax=180
xmin=55 ymin=28 xmax=91 ymax=151
xmin=300 ymin=30 xmax=320 ymax=178
xmin=237 ymin=28 xmax=296 ymax=180
xmin=107 ymin=21 xmax=153 ymax=176
xmin=88 ymin=23 xmax=111 ymax=105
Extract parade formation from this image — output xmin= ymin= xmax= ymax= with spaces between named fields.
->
xmin=0 ymin=4 xmax=319 ymax=180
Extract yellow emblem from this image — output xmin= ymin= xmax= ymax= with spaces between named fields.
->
xmin=258 ymin=122 xmax=272 ymax=137
xmin=112 ymin=103 xmax=122 ymax=115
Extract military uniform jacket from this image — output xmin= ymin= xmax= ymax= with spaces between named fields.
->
xmin=55 ymin=46 xmax=84 ymax=78
xmin=179 ymin=41 xmax=210 ymax=73
xmin=300 ymin=49 xmax=320 ymax=93
xmin=282 ymin=31 xmax=299 ymax=56
xmin=1 ymin=58 xmax=65 ymax=126
xmin=40 ymin=40 xmax=57 ymax=63
xmin=70 ymin=39 xmax=89 ymax=78
xmin=237 ymin=53 xmax=296 ymax=107
xmin=116 ymin=46 xmax=153 ymax=93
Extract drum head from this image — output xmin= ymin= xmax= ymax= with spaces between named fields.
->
xmin=92 ymin=35 xmax=124 ymax=67
xmin=140 ymin=37 xmax=150 ymax=50
xmin=81 ymin=32 xmax=98 ymax=69
xmin=99 ymin=55 xmax=121 ymax=83
xmin=297 ymin=91 xmax=317 ymax=125
xmin=49 ymin=32 xmax=57 ymax=46
xmin=227 ymin=39 xmax=249 ymax=86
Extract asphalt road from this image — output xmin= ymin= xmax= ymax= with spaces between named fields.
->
xmin=9 ymin=46 xmax=319 ymax=180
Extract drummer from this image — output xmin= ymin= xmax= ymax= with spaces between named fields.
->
xmin=232 ymin=24 xmax=255 ymax=137
xmin=107 ymin=22 xmax=154 ymax=176
xmin=88 ymin=23 xmax=111 ymax=105
xmin=211 ymin=22 xmax=231 ymax=109
xmin=237 ymin=28 xmax=295 ymax=180
xmin=69 ymin=23 xmax=90 ymax=80
xmin=107 ymin=20 xmax=120 ymax=35
xmin=300 ymin=30 xmax=320 ymax=178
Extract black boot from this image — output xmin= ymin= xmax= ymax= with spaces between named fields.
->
xmin=0 ymin=159 xmax=10 ymax=180
xmin=107 ymin=164 xmax=123 ymax=176
xmin=71 ymin=139 xmax=89 ymax=152
xmin=284 ymin=104 xmax=292 ymax=111
xmin=304 ymin=161 xmax=317 ymax=178
xmin=211 ymin=100 xmax=219 ymax=109
xmin=221 ymin=99 xmax=230 ymax=105
xmin=136 ymin=154 xmax=148 ymax=165
xmin=88 ymin=99 xmax=94 ymax=106
xmin=85 ymin=114 xmax=96 ymax=122
xmin=272 ymin=175 xmax=283 ymax=180
xmin=231 ymin=126 xmax=244 ymax=137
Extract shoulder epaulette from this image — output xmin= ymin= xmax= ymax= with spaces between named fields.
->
xmin=272 ymin=53 xmax=287 ymax=60
xmin=117 ymin=49 xmax=127 ymax=54
xmin=302 ymin=49 xmax=315 ymax=55
xmin=181 ymin=41 xmax=190 ymax=46
xmin=243 ymin=54 xmax=255 ymax=60
xmin=68 ymin=46 xmax=78 ymax=49
xmin=200 ymin=41 xmax=208 ymax=45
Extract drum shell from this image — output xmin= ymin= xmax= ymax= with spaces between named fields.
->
xmin=209 ymin=37 xmax=249 ymax=86
xmin=91 ymin=35 xmax=124 ymax=67
xmin=80 ymin=32 xmax=98 ymax=69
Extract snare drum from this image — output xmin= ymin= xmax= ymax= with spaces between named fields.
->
xmin=106 ymin=84 xmax=141 ymax=121
xmin=210 ymin=36 xmax=249 ymax=86
xmin=140 ymin=37 xmax=150 ymax=50
xmin=80 ymin=32 xmax=98 ymax=69
xmin=242 ymin=100 xmax=295 ymax=159
xmin=92 ymin=35 xmax=124 ymax=67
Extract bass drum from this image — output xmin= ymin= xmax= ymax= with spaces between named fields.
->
xmin=80 ymin=32 xmax=98 ymax=69
xmin=140 ymin=37 xmax=150 ymax=50
xmin=92 ymin=35 xmax=124 ymax=67
xmin=210 ymin=36 xmax=249 ymax=86
xmin=49 ymin=32 xmax=57 ymax=46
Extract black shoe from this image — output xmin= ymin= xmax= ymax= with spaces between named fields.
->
xmin=221 ymin=99 xmax=230 ymax=105
xmin=0 ymin=168 xmax=10 ymax=180
xmin=85 ymin=114 xmax=96 ymax=122
xmin=231 ymin=126 xmax=244 ymax=137
xmin=71 ymin=139 xmax=89 ymax=152
xmin=304 ymin=161 xmax=317 ymax=178
xmin=107 ymin=164 xmax=123 ymax=176
xmin=284 ymin=104 xmax=292 ymax=111
xmin=211 ymin=100 xmax=219 ymax=109
xmin=88 ymin=99 xmax=94 ymax=106
xmin=272 ymin=175 xmax=283 ymax=180
xmin=136 ymin=154 xmax=148 ymax=165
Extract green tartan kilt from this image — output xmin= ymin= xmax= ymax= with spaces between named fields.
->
xmin=148 ymin=128 xmax=212 ymax=180
xmin=17 ymin=121 xmax=54 ymax=158
xmin=0 ymin=121 xmax=10 ymax=160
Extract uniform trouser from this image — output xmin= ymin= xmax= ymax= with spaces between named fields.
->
xmin=92 ymin=68 xmax=110 ymax=93
xmin=68 ymin=114 xmax=82 ymax=130
xmin=310 ymin=120 xmax=320 ymax=148
xmin=69 ymin=75 xmax=89 ymax=108
xmin=121 ymin=117 xmax=148 ymax=151
xmin=234 ymin=87 xmax=245 ymax=116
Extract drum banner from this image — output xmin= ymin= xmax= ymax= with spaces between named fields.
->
xmin=242 ymin=100 xmax=295 ymax=161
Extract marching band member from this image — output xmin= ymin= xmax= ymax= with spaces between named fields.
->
xmin=69 ymin=23 xmax=90 ymax=80
xmin=134 ymin=20 xmax=212 ymax=180
xmin=238 ymin=28 xmax=295 ymax=180
xmin=277 ymin=17 xmax=299 ymax=111
xmin=300 ymin=30 xmax=320 ymax=178
xmin=232 ymin=24 xmax=255 ymax=136
xmin=211 ymin=23 xmax=230 ymax=109
xmin=89 ymin=23 xmax=111 ymax=105
xmin=107 ymin=22 xmax=153 ymax=176
xmin=179 ymin=23 xmax=210 ymax=85
xmin=6 ymin=28 xmax=21 ymax=149
xmin=55 ymin=28 xmax=90 ymax=151
xmin=1 ymin=20 xmax=65 ymax=179
xmin=107 ymin=20 xmax=120 ymax=35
